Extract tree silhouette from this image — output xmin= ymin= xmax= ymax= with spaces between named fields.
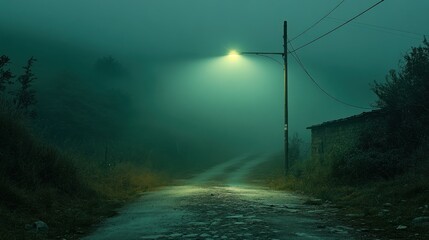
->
xmin=94 ymin=56 xmax=126 ymax=78
xmin=12 ymin=57 xmax=37 ymax=118
xmin=373 ymin=38 xmax=429 ymax=150
xmin=0 ymin=55 xmax=14 ymax=93
xmin=373 ymin=38 xmax=429 ymax=113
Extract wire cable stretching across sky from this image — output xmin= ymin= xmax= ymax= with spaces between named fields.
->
xmin=289 ymin=0 xmax=346 ymax=42
xmin=287 ymin=40 xmax=374 ymax=110
xmin=291 ymin=0 xmax=385 ymax=53
xmin=326 ymin=16 xmax=428 ymax=38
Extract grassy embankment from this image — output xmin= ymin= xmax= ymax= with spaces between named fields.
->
xmin=0 ymin=106 xmax=168 ymax=240
xmin=251 ymin=153 xmax=429 ymax=239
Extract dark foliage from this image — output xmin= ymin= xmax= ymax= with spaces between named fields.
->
xmin=0 ymin=55 xmax=14 ymax=92
xmin=332 ymin=123 xmax=407 ymax=183
xmin=11 ymin=57 xmax=37 ymax=118
xmin=331 ymin=39 xmax=429 ymax=184
xmin=373 ymin=38 xmax=429 ymax=151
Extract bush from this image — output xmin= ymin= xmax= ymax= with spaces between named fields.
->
xmin=329 ymin=121 xmax=410 ymax=183
xmin=331 ymin=147 xmax=407 ymax=184
xmin=373 ymin=39 xmax=429 ymax=152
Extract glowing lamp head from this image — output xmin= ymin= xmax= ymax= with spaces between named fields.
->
xmin=227 ymin=50 xmax=240 ymax=61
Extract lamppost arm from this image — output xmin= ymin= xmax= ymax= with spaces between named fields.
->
xmin=240 ymin=51 xmax=284 ymax=56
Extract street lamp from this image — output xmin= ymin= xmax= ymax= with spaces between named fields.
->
xmin=227 ymin=50 xmax=241 ymax=61
xmin=228 ymin=21 xmax=289 ymax=174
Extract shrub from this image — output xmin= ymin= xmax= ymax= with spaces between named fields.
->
xmin=331 ymin=147 xmax=407 ymax=184
xmin=373 ymin=38 xmax=429 ymax=153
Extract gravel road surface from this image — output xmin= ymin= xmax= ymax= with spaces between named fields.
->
xmin=83 ymin=155 xmax=362 ymax=240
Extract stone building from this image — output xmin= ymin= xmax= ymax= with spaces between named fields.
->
xmin=307 ymin=110 xmax=384 ymax=162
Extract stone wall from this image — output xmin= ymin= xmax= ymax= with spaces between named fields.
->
xmin=309 ymin=111 xmax=384 ymax=163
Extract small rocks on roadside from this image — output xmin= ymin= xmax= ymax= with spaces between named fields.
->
xmin=346 ymin=213 xmax=365 ymax=217
xmin=411 ymin=216 xmax=429 ymax=227
xmin=383 ymin=203 xmax=392 ymax=207
xmin=327 ymin=225 xmax=353 ymax=235
xmin=396 ymin=225 xmax=407 ymax=230
xmin=25 ymin=220 xmax=49 ymax=233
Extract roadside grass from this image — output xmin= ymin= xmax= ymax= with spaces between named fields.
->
xmin=251 ymin=155 xmax=429 ymax=240
xmin=82 ymin=160 xmax=168 ymax=201
xmin=0 ymin=103 xmax=168 ymax=239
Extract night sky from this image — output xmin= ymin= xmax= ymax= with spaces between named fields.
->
xmin=1 ymin=0 xmax=428 ymax=153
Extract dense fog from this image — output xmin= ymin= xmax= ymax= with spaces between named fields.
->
xmin=1 ymin=0 xmax=428 ymax=171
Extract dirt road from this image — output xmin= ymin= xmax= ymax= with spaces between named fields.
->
xmin=83 ymin=155 xmax=362 ymax=240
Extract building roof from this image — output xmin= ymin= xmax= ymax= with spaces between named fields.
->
xmin=306 ymin=109 xmax=382 ymax=130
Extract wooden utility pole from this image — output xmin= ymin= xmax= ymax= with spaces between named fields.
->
xmin=283 ymin=21 xmax=289 ymax=174
xmin=239 ymin=20 xmax=289 ymax=175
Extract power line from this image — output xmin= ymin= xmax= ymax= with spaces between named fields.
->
xmin=291 ymin=0 xmax=385 ymax=53
xmin=326 ymin=16 xmax=428 ymax=37
xmin=288 ymin=40 xmax=374 ymax=110
xmin=289 ymin=0 xmax=346 ymax=42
